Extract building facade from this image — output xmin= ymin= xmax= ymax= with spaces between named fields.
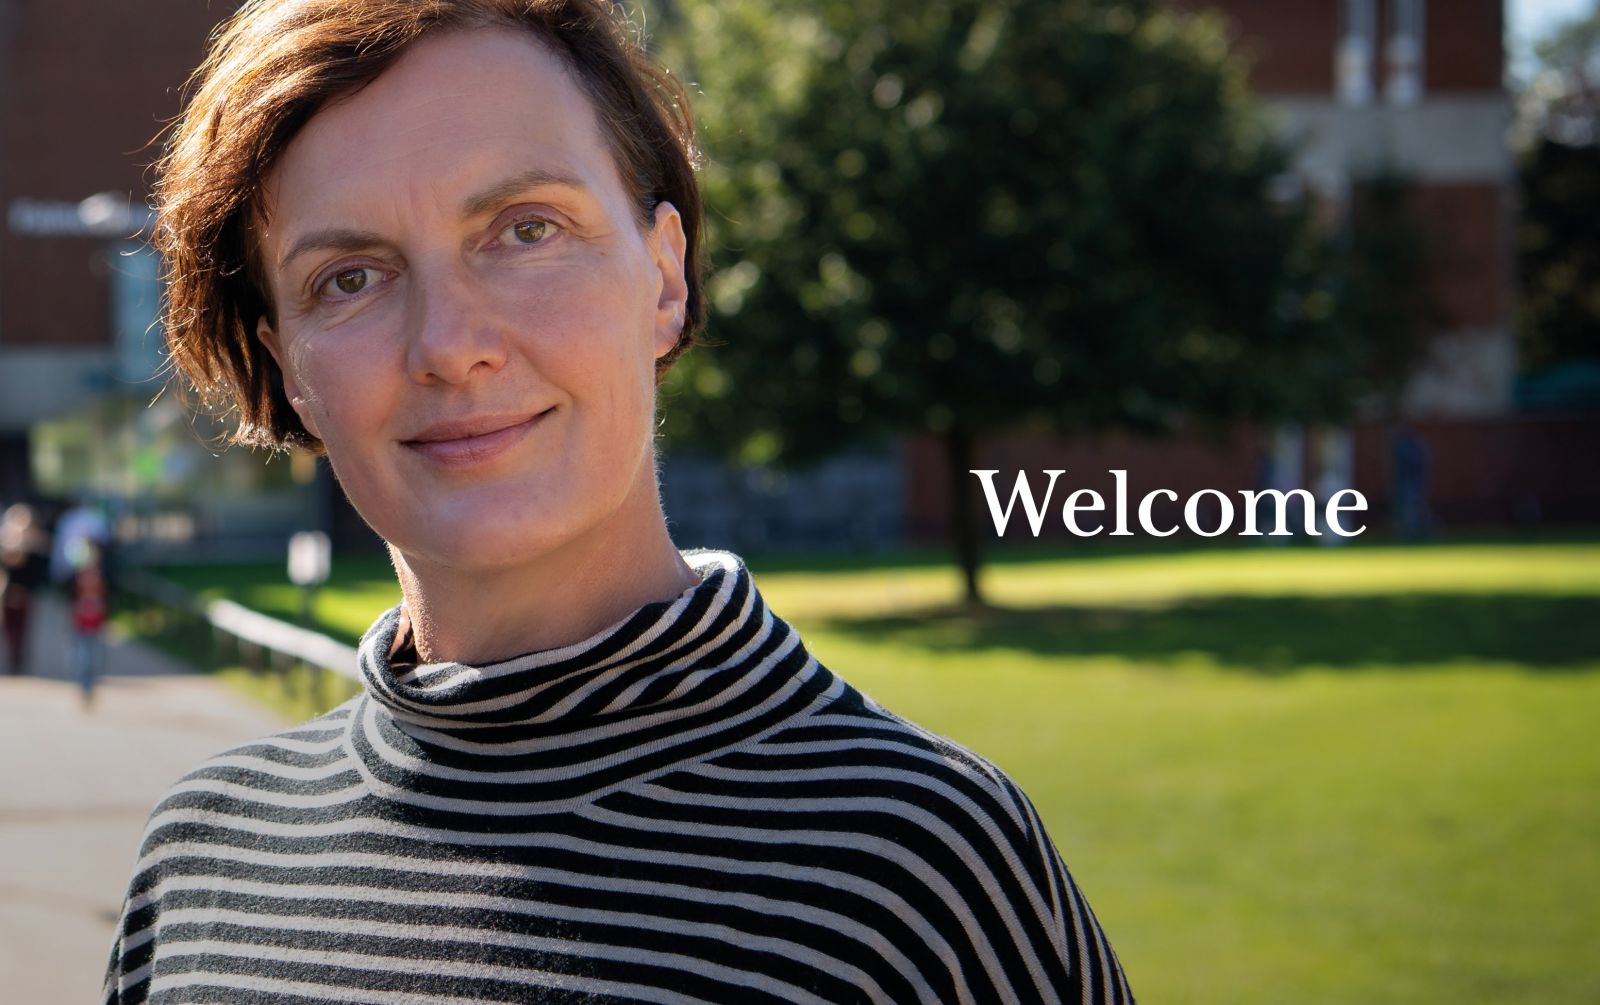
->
xmin=1190 ymin=0 xmax=1516 ymax=418
xmin=0 ymin=0 xmax=233 ymax=501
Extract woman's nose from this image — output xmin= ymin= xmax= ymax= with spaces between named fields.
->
xmin=403 ymin=265 xmax=510 ymax=386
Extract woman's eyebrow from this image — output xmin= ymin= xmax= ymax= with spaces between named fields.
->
xmin=278 ymin=228 xmax=387 ymax=272
xmin=275 ymin=168 xmax=587 ymax=272
xmin=460 ymin=166 xmax=588 ymax=219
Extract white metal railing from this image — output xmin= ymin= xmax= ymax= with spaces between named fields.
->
xmin=117 ymin=569 xmax=360 ymax=684
xmin=204 ymin=598 xmax=360 ymax=681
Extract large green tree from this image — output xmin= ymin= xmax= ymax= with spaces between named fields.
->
xmin=1339 ymin=173 xmax=1440 ymax=416
xmin=655 ymin=0 xmax=1361 ymax=602
xmin=1519 ymin=139 xmax=1600 ymax=372
xmin=1517 ymin=4 xmax=1600 ymax=373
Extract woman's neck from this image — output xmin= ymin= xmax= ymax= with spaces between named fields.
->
xmin=388 ymin=485 xmax=700 ymax=667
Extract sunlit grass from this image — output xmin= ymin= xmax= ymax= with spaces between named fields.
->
xmin=144 ymin=538 xmax=1600 ymax=1004
xmin=212 ymin=664 xmax=363 ymax=723
xmin=758 ymin=540 xmax=1600 ymax=618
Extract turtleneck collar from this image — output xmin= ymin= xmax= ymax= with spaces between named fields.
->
xmin=344 ymin=549 xmax=841 ymax=816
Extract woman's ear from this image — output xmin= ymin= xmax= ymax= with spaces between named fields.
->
xmin=256 ymin=316 xmax=321 ymax=440
xmin=647 ymin=201 xmax=689 ymax=360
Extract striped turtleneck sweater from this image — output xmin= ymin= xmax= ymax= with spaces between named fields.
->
xmin=104 ymin=550 xmax=1133 ymax=1004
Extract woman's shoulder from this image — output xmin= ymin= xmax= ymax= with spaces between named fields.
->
xmin=714 ymin=676 xmax=1047 ymax=849
xmin=137 ymin=695 xmax=363 ymax=844
xmin=775 ymin=678 xmax=1028 ymax=775
xmin=671 ymin=676 xmax=1128 ymax=998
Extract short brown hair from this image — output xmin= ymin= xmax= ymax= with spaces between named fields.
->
xmin=155 ymin=0 xmax=704 ymax=453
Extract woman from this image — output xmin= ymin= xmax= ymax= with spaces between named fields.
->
xmin=106 ymin=1 xmax=1133 ymax=1002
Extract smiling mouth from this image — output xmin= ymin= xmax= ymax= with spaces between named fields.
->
xmin=401 ymin=408 xmax=552 ymax=468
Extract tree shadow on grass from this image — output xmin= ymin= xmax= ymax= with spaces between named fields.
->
xmin=810 ymin=593 xmax=1600 ymax=673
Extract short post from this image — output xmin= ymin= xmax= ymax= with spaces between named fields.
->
xmin=288 ymin=530 xmax=331 ymax=632
xmin=287 ymin=530 xmax=332 ymax=710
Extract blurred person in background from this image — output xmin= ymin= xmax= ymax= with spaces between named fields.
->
xmin=68 ymin=537 xmax=110 ymax=707
xmin=1390 ymin=423 xmax=1434 ymax=540
xmin=1 ymin=502 xmax=51 ymax=676
xmin=51 ymin=492 xmax=110 ymax=585
xmin=101 ymin=1 xmax=1132 ymax=1002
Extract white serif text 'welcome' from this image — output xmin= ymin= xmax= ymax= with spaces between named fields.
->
xmin=969 ymin=469 xmax=1368 ymax=538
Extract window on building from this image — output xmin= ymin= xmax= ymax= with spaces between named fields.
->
xmin=1385 ymin=0 xmax=1425 ymax=105
xmin=1338 ymin=0 xmax=1377 ymax=106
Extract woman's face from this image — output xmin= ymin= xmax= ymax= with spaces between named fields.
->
xmin=255 ymin=28 xmax=688 ymax=574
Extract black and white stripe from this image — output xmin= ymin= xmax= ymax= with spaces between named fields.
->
xmin=104 ymin=549 xmax=1133 ymax=1003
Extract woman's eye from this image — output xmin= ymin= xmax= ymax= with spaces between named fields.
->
xmin=499 ymin=218 xmax=550 ymax=246
xmin=320 ymin=267 xmax=378 ymax=298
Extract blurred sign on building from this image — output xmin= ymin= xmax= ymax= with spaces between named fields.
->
xmin=7 ymin=194 xmax=154 ymax=239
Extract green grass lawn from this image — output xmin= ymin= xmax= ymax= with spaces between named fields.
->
xmin=145 ymin=538 xmax=1600 ymax=1004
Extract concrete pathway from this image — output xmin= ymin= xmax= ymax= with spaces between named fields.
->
xmin=0 ymin=593 xmax=287 ymax=1003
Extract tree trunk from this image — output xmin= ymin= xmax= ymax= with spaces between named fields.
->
xmin=943 ymin=428 xmax=984 ymax=607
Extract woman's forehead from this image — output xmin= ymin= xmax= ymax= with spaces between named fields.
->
xmin=260 ymin=28 xmax=625 ymax=239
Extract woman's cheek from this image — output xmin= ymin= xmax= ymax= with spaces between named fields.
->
xmin=300 ymin=326 xmax=395 ymax=422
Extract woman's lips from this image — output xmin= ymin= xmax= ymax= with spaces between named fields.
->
xmin=402 ymin=410 xmax=549 ymax=468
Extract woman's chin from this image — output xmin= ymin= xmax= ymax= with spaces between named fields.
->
xmin=382 ymin=503 xmax=589 ymax=576
xmin=358 ymin=463 xmax=648 ymax=577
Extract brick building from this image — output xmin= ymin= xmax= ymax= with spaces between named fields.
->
xmin=1197 ymin=0 xmax=1516 ymax=417
xmin=0 ymin=1 xmax=235 ymax=500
